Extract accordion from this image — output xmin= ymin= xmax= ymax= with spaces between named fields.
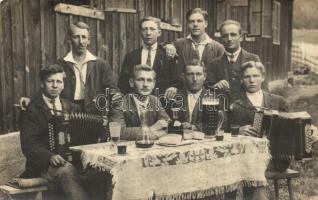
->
xmin=47 ymin=112 xmax=109 ymax=160
xmin=253 ymin=110 xmax=313 ymax=161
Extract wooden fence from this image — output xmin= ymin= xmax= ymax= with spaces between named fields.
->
xmin=292 ymin=42 xmax=318 ymax=74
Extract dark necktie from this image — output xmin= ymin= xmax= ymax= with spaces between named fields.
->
xmin=194 ymin=43 xmax=200 ymax=60
xmin=146 ymin=46 xmax=152 ymax=67
xmin=50 ymin=98 xmax=58 ymax=115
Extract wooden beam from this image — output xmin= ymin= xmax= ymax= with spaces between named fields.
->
xmin=160 ymin=22 xmax=182 ymax=32
xmin=104 ymin=8 xmax=137 ymax=14
xmin=54 ymin=3 xmax=105 ymax=20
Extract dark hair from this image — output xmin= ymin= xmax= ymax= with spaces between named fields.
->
xmin=68 ymin=21 xmax=90 ymax=36
xmin=186 ymin=8 xmax=208 ymax=21
xmin=219 ymin=20 xmax=242 ymax=35
xmin=131 ymin=64 xmax=157 ymax=80
xmin=184 ymin=59 xmax=207 ymax=73
xmin=241 ymin=61 xmax=266 ymax=76
xmin=139 ymin=16 xmax=161 ymax=30
xmin=39 ymin=64 xmax=66 ymax=81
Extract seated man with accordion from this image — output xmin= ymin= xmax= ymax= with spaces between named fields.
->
xmin=20 ymin=64 xmax=108 ymax=200
xmin=228 ymin=61 xmax=317 ymax=200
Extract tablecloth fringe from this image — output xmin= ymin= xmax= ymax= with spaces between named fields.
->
xmin=153 ymin=181 xmax=267 ymax=200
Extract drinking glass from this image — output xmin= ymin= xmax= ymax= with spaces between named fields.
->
xmin=109 ymin=122 xmax=121 ymax=144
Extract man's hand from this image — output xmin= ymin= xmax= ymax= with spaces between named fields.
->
xmin=164 ymin=44 xmax=177 ymax=59
xmin=50 ymin=155 xmax=66 ymax=167
xmin=213 ymin=80 xmax=230 ymax=90
xmin=112 ymin=92 xmax=123 ymax=101
xmin=165 ymin=87 xmax=178 ymax=100
xmin=239 ymin=125 xmax=259 ymax=137
xmin=19 ymin=97 xmax=31 ymax=111
xmin=150 ymin=120 xmax=168 ymax=132
xmin=150 ymin=130 xmax=167 ymax=140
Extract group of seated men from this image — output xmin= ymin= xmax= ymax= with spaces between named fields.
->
xmin=19 ymin=7 xmax=292 ymax=200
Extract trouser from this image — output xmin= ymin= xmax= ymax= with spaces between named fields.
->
xmin=42 ymin=162 xmax=90 ymax=200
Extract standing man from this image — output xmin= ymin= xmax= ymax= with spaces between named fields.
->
xmin=118 ymin=16 xmax=180 ymax=99
xmin=55 ymin=21 xmax=118 ymax=112
xmin=20 ymin=64 xmax=90 ymax=200
xmin=206 ymin=20 xmax=261 ymax=102
xmin=166 ymin=8 xmax=224 ymax=70
xmin=20 ymin=21 xmax=118 ymax=113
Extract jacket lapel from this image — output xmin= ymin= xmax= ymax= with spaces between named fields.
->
xmin=125 ymin=94 xmax=141 ymax=126
xmin=34 ymin=94 xmax=52 ymax=121
xmin=153 ymin=46 xmax=164 ymax=72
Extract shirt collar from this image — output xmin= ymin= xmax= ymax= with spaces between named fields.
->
xmin=225 ymin=47 xmax=241 ymax=57
xmin=42 ymin=94 xmax=60 ymax=105
xmin=187 ymin=33 xmax=213 ymax=45
xmin=187 ymin=89 xmax=203 ymax=97
xmin=63 ymin=50 xmax=97 ymax=64
xmin=142 ymin=42 xmax=158 ymax=50
xmin=133 ymin=95 xmax=150 ymax=108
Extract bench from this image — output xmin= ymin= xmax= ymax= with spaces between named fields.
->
xmin=0 ymin=184 xmax=48 ymax=200
xmin=0 ymin=132 xmax=49 ymax=200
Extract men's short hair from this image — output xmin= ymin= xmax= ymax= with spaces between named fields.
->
xmin=241 ymin=61 xmax=266 ymax=76
xmin=186 ymin=8 xmax=208 ymax=21
xmin=184 ymin=59 xmax=207 ymax=73
xmin=219 ymin=20 xmax=242 ymax=35
xmin=131 ymin=64 xmax=157 ymax=80
xmin=39 ymin=64 xmax=66 ymax=82
xmin=68 ymin=21 xmax=90 ymax=36
xmin=139 ymin=16 xmax=161 ymax=30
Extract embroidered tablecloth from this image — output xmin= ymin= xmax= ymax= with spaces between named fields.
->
xmin=71 ymin=135 xmax=270 ymax=200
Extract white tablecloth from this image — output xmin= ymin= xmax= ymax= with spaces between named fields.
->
xmin=71 ymin=135 xmax=270 ymax=200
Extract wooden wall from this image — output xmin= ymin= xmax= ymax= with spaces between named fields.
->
xmin=0 ymin=0 xmax=293 ymax=134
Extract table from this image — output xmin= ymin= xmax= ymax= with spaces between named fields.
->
xmin=71 ymin=134 xmax=270 ymax=200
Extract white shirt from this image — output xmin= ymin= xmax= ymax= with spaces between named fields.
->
xmin=187 ymin=89 xmax=202 ymax=122
xmin=63 ymin=50 xmax=97 ymax=100
xmin=225 ymin=47 xmax=241 ymax=63
xmin=141 ymin=42 xmax=158 ymax=67
xmin=42 ymin=94 xmax=62 ymax=115
xmin=246 ymin=90 xmax=264 ymax=109
xmin=132 ymin=95 xmax=150 ymax=119
xmin=187 ymin=33 xmax=213 ymax=60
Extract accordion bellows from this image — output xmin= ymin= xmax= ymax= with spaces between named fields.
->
xmin=255 ymin=110 xmax=312 ymax=161
xmin=48 ymin=112 xmax=108 ymax=159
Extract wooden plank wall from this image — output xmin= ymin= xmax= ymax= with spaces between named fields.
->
xmin=0 ymin=0 xmax=292 ymax=134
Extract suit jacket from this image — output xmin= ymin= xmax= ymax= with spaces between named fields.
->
xmin=206 ymin=49 xmax=261 ymax=102
xmin=173 ymin=37 xmax=224 ymax=70
xmin=112 ymin=94 xmax=170 ymax=141
xmin=228 ymin=91 xmax=289 ymax=127
xmin=20 ymin=92 xmax=80 ymax=178
xmin=56 ymin=56 xmax=118 ymax=112
xmin=169 ymin=88 xmax=211 ymax=131
xmin=118 ymin=45 xmax=181 ymax=95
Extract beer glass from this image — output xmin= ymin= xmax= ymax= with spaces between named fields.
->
xmin=202 ymin=94 xmax=224 ymax=137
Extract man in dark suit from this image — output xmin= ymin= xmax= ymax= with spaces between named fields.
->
xmin=118 ymin=16 xmax=180 ymax=99
xmin=207 ymin=20 xmax=261 ymax=103
xmin=113 ymin=64 xmax=170 ymax=141
xmin=227 ymin=61 xmax=288 ymax=200
xmin=170 ymin=59 xmax=214 ymax=132
xmin=20 ymin=64 xmax=90 ymax=200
